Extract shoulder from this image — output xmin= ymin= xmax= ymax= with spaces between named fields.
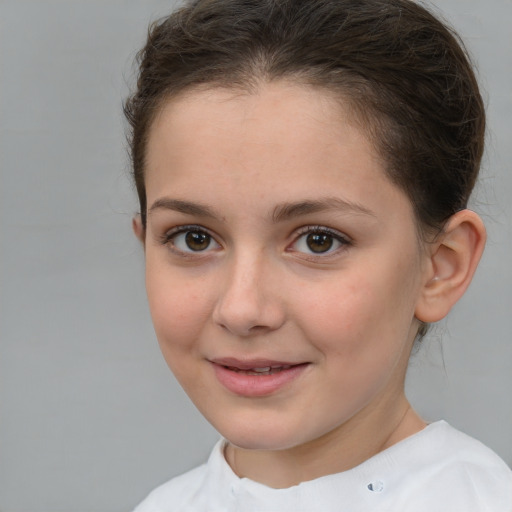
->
xmin=388 ymin=421 xmax=512 ymax=511
xmin=434 ymin=423 xmax=512 ymax=509
xmin=422 ymin=421 xmax=510 ymax=474
xmin=132 ymin=463 xmax=208 ymax=512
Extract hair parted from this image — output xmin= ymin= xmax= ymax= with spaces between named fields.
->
xmin=124 ymin=0 xmax=485 ymax=246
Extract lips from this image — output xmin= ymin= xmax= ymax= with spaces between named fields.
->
xmin=224 ymin=364 xmax=293 ymax=376
xmin=211 ymin=357 xmax=299 ymax=369
xmin=210 ymin=358 xmax=309 ymax=396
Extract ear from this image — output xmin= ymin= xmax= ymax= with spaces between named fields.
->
xmin=132 ymin=214 xmax=146 ymax=247
xmin=415 ymin=209 xmax=486 ymax=323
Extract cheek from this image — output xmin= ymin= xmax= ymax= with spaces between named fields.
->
xmin=145 ymin=271 xmax=216 ymax=397
xmin=297 ymin=276 xmax=378 ymax=333
xmin=296 ymin=264 xmax=419 ymax=357
xmin=145 ymin=263 xmax=212 ymax=359
xmin=295 ymin=273 xmax=417 ymax=413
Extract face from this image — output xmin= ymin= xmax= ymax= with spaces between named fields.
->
xmin=141 ymin=82 xmax=428 ymax=452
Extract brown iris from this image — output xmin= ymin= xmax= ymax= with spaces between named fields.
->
xmin=185 ymin=231 xmax=211 ymax=251
xmin=306 ymin=233 xmax=334 ymax=253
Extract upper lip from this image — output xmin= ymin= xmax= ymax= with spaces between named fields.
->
xmin=209 ymin=357 xmax=306 ymax=370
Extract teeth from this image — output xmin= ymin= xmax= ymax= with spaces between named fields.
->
xmin=246 ymin=368 xmax=272 ymax=375
xmin=226 ymin=365 xmax=293 ymax=375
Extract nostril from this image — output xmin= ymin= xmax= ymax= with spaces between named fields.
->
xmin=217 ymin=321 xmax=268 ymax=337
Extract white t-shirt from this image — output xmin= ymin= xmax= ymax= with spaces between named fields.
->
xmin=133 ymin=421 xmax=512 ymax=511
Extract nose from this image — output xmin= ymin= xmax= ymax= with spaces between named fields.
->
xmin=212 ymin=251 xmax=286 ymax=337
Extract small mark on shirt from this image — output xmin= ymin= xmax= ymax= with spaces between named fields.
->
xmin=367 ymin=480 xmax=384 ymax=492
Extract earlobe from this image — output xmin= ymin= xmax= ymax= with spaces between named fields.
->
xmin=415 ymin=209 xmax=486 ymax=323
xmin=132 ymin=214 xmax=146 ymax=247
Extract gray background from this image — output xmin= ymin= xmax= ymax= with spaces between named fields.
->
xmin=0 ymin=1 xmax=510 ymax=511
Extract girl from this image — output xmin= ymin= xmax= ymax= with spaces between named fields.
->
xmin=125 ymin=0 xmax=512 ymax=509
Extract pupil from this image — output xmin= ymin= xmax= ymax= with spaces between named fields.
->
xmin=306 ymin=233 xmax=333 ymax=253
xmin=185 ymin=231 xmax=210 ymax=251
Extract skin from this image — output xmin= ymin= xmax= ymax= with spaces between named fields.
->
xmin=135 ymin=82 xmax=485 ymax=488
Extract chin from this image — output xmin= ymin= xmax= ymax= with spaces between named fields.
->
xmin=227 ymin=434 xmax=297 ymax=452
xmin=213 ymin=417 xmax=313 ymax=452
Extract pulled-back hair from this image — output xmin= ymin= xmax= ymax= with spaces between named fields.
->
xmin=124 ymin=0 xmax=485 ymax=242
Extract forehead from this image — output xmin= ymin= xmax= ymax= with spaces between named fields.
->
xmin=148 ymin=83 xmax=348 ymax=150
xmin=147 ymin=83 xmax=380 ymax=180
xmin=144 ymin=82 xmax=413 ymax=229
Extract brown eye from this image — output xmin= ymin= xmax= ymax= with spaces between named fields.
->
xmin=184 ymin=231 xmax=211 ymax=251
xmin=306 ymin=233 xmax=334 ymax=253
xmin=290 ymin=227 xmax=350 ymax=257
xmin=165 ymin=227 xmax=220 ymax=254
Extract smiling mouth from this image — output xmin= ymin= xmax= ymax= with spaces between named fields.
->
xmin=224 ymin=365 xmax=293 ymax=376
xmin=211 ymin=360 xmax=309 ymax=396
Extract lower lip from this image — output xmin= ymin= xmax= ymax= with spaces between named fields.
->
xmin=211 ymin=363 xmax=309 ymax=397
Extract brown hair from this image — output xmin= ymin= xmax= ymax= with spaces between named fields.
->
xmin=124 ymin=0 xmax=485 ymax=242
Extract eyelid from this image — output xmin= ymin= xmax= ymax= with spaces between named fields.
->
xmin=159 ymin=224 xmax=222 ymax=255
xmin=157 ymin=223 xmax=351 ymax=259
xmin=287 ymin=225 xmax=352 ymax=257
xmin=294 ymin=225 xmax=351 ymax=243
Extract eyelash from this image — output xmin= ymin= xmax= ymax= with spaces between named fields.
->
xmin=289 ymin=225 xmax=352 ymax=258
xmin=159 ymin=224 xmax=352 ymax=258
xmin=159 ymin=225 xmax=220 ymax=256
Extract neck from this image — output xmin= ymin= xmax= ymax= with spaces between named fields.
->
xmin=225 ymin=395 xmax=426 ymax=488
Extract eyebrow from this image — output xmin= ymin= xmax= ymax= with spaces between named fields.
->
xmin=148 ymin=196 xmax=376 ymax=222
xmin=148 ymin=198 xmax=218 ymax=219
xmin=271 ymin=197 xmax=376 ymax=223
